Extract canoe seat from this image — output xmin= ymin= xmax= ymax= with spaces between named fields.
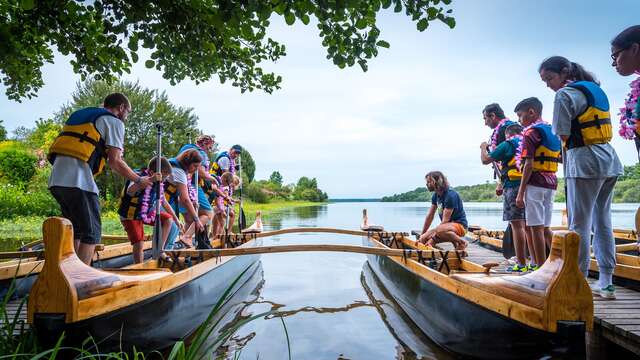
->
xmin=449 ymin=273 xmax=548 ymax=309
xmin=450 ymin=254 xmax=565 ymax=310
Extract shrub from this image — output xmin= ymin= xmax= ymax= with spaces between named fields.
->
xmin=0 ymin=145 xmax=37 ymax=184
xmin=0 ymin=182 xmax=60 ymax=218
xmin=245 ymin=182 xmax=269 ymax=203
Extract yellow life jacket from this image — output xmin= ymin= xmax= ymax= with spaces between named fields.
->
xmin=500 ymin=138 xmax=523 ymax=182
xmin=566 ymin=81 xmax=612 ymax=149
xmin=48 ymin=107 xmax=118 ymax=176
xmin=529 ymin=123 xmax=562 ymax=173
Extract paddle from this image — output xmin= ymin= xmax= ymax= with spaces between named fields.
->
xmin=501 ymin=222 xmax=515 ymax=260
xmin=152 ymin=123 xmax=163 ymax=260
xmin=237 ymin=154 xmax=247 ymax=231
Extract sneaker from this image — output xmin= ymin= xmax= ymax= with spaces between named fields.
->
xmin=507 ymin=264 xmax=528 ymax=273
xmin=527 ymin=264 xmax=539 ymax=272
xmin=598 ymin=284 xmax=616 ymax=299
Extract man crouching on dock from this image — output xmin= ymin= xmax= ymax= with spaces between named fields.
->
xmin=418 ymin=171 xmax=469 ymax=250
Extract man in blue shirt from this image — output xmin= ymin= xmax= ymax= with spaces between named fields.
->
xmin=418 ymin=171 xmax=468 ymax=250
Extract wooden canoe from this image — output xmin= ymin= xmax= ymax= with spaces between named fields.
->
xmin=470 ymin=230 xmax=640 ymax=289
xmin=364 ymin=230 xmax=592 ymax=359
xmin=0 ymin=238 xmax=153 ymax=299
xmin=27 ymin=218 xmax=261 ymax=351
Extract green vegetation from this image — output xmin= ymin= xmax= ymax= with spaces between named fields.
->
xmin=2 ymin=1 xmax=455 ymax=101
xmin=382 ymin=165 xmax=640 ymax=203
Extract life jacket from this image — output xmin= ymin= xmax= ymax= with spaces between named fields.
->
xmin=530 ymin=123 xmax=562 ymax=173
xmin=117 ymin=169 xmax=160 ymax=220
xmin=211 ymin=151 xmax=235 ymax=177
xmin=566 ymin=81 xmax=612 ymax=149
xmin=48 ymin=108 xmax=119 ymax=176
xmin=500 ymin=138 xmax=523 ymax=182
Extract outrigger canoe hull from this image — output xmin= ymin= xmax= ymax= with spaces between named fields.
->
xmin=364 ymin=238 xmax=586 ymax=359
xmin=33 ymin=253 xmax=261 ymax=352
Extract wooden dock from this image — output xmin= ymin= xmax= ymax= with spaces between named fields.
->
xmin=466 ymin=240 xmax=640 ymax=355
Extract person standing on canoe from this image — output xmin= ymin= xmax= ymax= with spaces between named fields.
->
xmin=48 ymin=93 xmax=153 ymax=265
xmin=514 ymin=97 xmax=560 ymax=271
xmin=418 ymin=171 xmax=468 ymax=250
xmin=539 ymin=56 xmax=622 ymax=298
xmin=211 ymin=144 xmax=242 ymax=231
xmin=167 ymin=149 xmax=205 ymax=248
xmin=483 ymin=103 xmax=516 ymax=196
xmin=480 ymin=124 xmax=529 ymax=272
xmin=118 ymin=156 xmax=182 ymax=263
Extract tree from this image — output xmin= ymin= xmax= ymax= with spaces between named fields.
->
xmin=58 ymin=79 xmax=200 ymax=199
xmin=0 ymin=120 xmax=6 ymax=141
xmin=1 ymin=1 xmax=455 ymax=101
xmin=269 ymin=171 xmax=283 ymax=186
xmin=240 ymin=148 xmax=256 ymax=183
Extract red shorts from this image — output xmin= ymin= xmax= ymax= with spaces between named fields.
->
xmin=121 ymin=212 xmax=172 ymax=244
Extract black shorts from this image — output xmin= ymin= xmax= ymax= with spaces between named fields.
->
xmin=50 ymin=186 xmax=102 ymax=245
xmin=502 ymin=186 xmax=525 ymax=221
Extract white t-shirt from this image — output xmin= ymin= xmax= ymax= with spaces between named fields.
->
xmin=167 ymin=166 xmax=187 ymax=186
xmin=48 ymin=115 xmax=125 ymax=194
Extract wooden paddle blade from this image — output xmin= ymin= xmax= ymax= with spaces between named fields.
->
xmin=502 ymin=223 xmax=515 ymax=260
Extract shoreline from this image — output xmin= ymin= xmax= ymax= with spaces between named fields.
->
xmin=0 ymin=200 xmax=325 ymax=249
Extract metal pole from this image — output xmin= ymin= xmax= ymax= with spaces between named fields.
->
xmin=152 ymin=123 xmax=163 ymax=260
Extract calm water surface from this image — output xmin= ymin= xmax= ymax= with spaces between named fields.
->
xmin=214 ymin=202 xmax=640 ymax=359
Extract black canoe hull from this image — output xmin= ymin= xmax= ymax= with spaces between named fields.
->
xmin=0 ymin=249 xmax=151 ymax=300
xmin=363 ymin=237 xmax=585 ymax=359
xmin=33 ymin=251 xmax=261 ymax=352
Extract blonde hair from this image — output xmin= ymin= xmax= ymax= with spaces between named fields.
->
xmin=220 ymin=172 xmax=234 ymax=186
xmin=232 ymin=175 xmax=241 ymax=189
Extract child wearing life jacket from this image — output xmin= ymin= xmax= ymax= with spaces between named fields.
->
xmin=118 ymin=156 xmax=183 ymax=263
xmin=539 ymin=56 xmax=623 ymax=299
xmin=514 ymin=97 xmax=561 ymax=271
xmin=480 ymin=123 xmax=530 ymax=272
xmin=212 ymin=172 xmax=236 ymax=236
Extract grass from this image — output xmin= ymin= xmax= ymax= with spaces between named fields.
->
xmin=0 ymin=200 xmax=324 ymax=251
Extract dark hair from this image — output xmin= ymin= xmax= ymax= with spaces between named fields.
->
xmin=538 ymin=56 xmax=598 ymax=84
xmin=176 ymin=149 xmax=203 ymax=168
xmin=505 ymin=123 xmax=523 ymax=136
xmin=103 ymin=92 xmax=130 ymax=108
xmin=425 ymin=171 xmax=449 ymax=192
xmin=482 ymin=103 xmax=505 ymax=119
xmin=148 ymin=156 xmax=172 ymax=174
xmin=514 ymin=97 xmax=543 ymax=115
xmin=612 ymin=25 xmax=640 ymax=49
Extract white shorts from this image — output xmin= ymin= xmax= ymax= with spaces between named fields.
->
xmin=525 ymin=185 xmax=555 ymax=227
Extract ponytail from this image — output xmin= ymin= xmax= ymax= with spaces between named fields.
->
xmin=539 ymin=56 xmax=599 ymax=85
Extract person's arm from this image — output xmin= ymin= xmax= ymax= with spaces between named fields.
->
xmin=516 ymin=158 xmax=533 ymax=208
xmin=162 ymin=198 xmax=183 ymax=231
xmin=442 ymin=208 xmax=454 ymax=223
xmin=127 ymin=172 xmax=162 ymax=195
xmin=176 ymin=183 xmax=203 ymax=231
xmin=552 ymin=88 xmax=582 ymax=143
xmin=106 ymin=147 xmax=153 ymax=187
xmin=480 ymin=142 xmax=494 ymax=165
xmin=422 ymin=204 xmax=437 ymax=233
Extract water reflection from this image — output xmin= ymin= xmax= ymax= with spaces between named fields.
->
xmin=212 ymin=202 xmax=640 ymax=359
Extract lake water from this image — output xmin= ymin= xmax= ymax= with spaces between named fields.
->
xmin=213 ymin=202 xmax=640 ymax=359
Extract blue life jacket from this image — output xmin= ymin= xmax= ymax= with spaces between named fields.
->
xmin=565 ymin=81 xmax=612 ymax=149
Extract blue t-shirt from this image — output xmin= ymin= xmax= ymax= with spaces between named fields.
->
xmin=431 ymin=189 xmax=468 ymax=229
xmin=488 ymin=140 xmax=520 ymax=188
xmin=178 ymin=144 xmax=209 ymax=169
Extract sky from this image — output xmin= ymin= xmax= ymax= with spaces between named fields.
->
xmin=1 ymin=0 xmax=639 ymax=198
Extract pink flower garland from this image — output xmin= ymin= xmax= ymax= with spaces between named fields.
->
xmin=187 ymin=175 xmax=198 ymax=205
xmin=618 ymin=76 xmax=640 ymax=140
xmin=140 ymin=178 xmax=164 ymax=225
xmin=514 ymin=119 xmax=548 ymax=169
xmin=490 ymin=118 xmax=510 ymax=151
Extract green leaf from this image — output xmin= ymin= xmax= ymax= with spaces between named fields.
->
xmin=128 ymin=37 xmax=138 ymax=52
xmin=131 ymin=52 xmax=139 ymax=63
xmin=381 ymin=0 xmax=392 ymax=8
xmin=394 ymin=1 xmax=402 ymax=13
xmin=355 ymin=18 xmax=368 ymax=29
xmin=376 ymin=40 xmax=390 ymax=48
xmin=301 ymin=14 xmax=310 ymax=25
xmin=145 ymin=60 xmax=155 ymax=68
xmin=417 ymin=18 xmax=429 ymax=31
xmin=445 ymin=17 xmax=456 ymax=28
xmin=285 ymin=12 xmax=295 ymax=25
xmin=20 ymin=0 xmax=35 ymax=10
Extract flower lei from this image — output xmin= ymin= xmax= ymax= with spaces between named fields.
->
xmin=618 ymin=76 xmax=640 ymax=140
xmin=490 ymin=118 xmax=510 ymax=151
xmin=140 ymin=175 xmax=164 ymax=225
xmin=187 ymin=174 xmax=197 ymax=204
xmin=515 ymin=119 xmax=547 ymax=169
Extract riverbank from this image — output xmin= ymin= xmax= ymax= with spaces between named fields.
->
xmin=0 ymin=200 xmax=323 ymax=249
